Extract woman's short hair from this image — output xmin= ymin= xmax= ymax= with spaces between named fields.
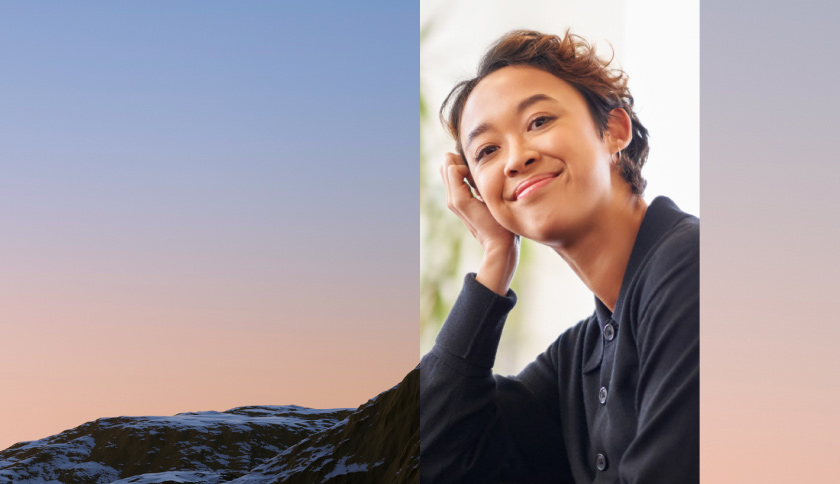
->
xmin=440 ymin=29 xmax=649 ymax=195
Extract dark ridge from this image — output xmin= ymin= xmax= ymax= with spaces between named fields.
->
xmin=0 ymin=369 xmax=418 ymax=484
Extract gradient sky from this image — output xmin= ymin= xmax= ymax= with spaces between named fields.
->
xmin=0 ymin=2 xmax=419 ymax=450
xmin=700 ymin=0 xmax=840 ymax=481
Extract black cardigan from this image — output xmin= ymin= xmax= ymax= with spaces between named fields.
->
xmin=420 ymin=196 xmax=699 ymax=483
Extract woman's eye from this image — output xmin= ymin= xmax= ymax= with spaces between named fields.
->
xmin=475 ymin=146 xmax=498 ymax=162
xmin=529 ymin=115 xmax=554 ymax=130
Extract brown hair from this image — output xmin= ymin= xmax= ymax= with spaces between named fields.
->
xmin=440 ymin=29 xmax=649 ymax=194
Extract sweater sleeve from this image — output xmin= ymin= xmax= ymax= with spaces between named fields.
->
xmin=419 ymin=274 xmax=573 ymax=484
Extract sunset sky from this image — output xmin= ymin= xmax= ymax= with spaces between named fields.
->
xmin=0 ymin=2 xmax=419 ymax=450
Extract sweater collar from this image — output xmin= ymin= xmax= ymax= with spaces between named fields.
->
xmin=582 ymin=196 xmax=691 ymax=372
xmin=611 ymin=196 xmax=691 ymax=325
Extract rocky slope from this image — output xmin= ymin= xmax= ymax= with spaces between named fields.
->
xmin=0 ymin=368 xmax=418 ymax=484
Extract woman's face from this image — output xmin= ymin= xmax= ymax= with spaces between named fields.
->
xmin=459 ymin=65 xmax=627 ymax=246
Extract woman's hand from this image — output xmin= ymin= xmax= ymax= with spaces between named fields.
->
xmin=440 ymin=153 xmax=520 ymax=295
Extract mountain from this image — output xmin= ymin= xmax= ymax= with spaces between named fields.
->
xmin=0 ymin=368 xmax=418 ymax=484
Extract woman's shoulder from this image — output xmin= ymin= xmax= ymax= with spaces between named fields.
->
xmin=641 ymin=197 xmax=699 ymax=275
xmin=623 ymin=199 xmax=699 ymax=319
xmin=620 ymin=205 xmax=699 ymax=341
xmin=654 ymin=215 xmax=698 ymax=263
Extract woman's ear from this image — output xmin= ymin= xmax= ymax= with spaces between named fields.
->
xmin=606 ymin=107 xmax=632 ymax=153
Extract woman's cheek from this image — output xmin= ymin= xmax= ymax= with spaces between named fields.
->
xmin=487 ymin=203 xmax=518 ymax=234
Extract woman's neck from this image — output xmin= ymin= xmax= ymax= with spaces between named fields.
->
xmin=553 ymin=193 xmax=648 ymax=313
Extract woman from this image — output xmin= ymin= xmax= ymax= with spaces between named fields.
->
xmin=419 ymin=30 xmax=699 ymax=483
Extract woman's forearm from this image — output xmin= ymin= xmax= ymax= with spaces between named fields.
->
xmin=420 ymin=274 xmax=569 ymax=483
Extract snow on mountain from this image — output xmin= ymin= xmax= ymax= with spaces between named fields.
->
xmin=0 ymin=369 xmax=418 ymax=484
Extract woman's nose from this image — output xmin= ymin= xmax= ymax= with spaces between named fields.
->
xmin=504 ymin=141 xmax=538 ymax=176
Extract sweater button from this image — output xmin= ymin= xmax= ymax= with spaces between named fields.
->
xmin=596 ymin=453 xmax=608 ymax=471
xmin=599 ymin=387 xmax=608 ymax=404
xmin=603 ymin=323 xmax=615 ymax=341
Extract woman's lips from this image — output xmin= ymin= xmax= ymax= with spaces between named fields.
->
xmin=515 ymin=173 xmax=559 ymax=201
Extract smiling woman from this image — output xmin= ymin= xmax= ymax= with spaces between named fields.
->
xmin=420 ymin=30 xmax=699 ymax=483
xmin=458 ymin=66 xmax=638 ymax=255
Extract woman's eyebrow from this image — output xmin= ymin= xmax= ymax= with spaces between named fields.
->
xmin=516 ymin=93 xmax=559 ymax=114
xmin=465 ymin=122 xmax=491 ymax=152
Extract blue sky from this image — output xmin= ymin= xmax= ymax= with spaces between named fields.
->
xmin=1 ymin=2 xmax=418 ymax=290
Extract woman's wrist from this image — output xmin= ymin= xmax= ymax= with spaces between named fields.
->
xmin=476 ymin=240 xmax=520 ymax=296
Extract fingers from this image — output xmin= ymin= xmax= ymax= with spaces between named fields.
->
xmin=444 ymin=153 xmax=476 ymax=191
xmin=439 ymin=153 xmax=459 ymax=195
xmin=444 ymin=152 xmax=464 ymax=166
xmin=444 ymin=166 xmax=473 ymax=213
xmin=442 ymin=153 xmax=477 ymax=204
xmin=437 ymin=153 xmax=516 ymax=250
xmin=440 ymin=156 xmax=486 ymax=241
xmin=446 ymin=153 xmax=483 ymax=202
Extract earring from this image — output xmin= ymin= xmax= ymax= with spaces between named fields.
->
xmin=613 ymin=149 xmax=622 ymax=165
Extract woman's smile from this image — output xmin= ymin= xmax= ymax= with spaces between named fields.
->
xmin=514 ymin=171 xmax=562 ymax=201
